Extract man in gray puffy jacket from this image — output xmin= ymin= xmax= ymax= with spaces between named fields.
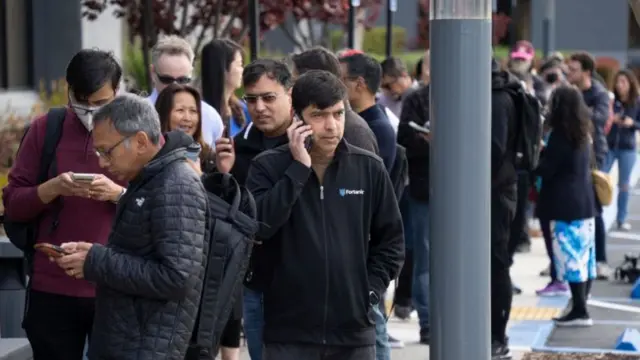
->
xmin=55 ymin=94 xmax=209 ymax=360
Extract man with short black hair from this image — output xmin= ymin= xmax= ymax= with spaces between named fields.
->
xmin=232 ymin=58 xmax=296 ymax=360
xmin=288 ymin=47 xmax=380 ymax=156
xmin=247 ymin=70 xmax=404 ymax=360
xmin=340 ymin=53 xmax=396 ymax=171
xmin=491 ymin=56 xmax=520 ymax=360
xmin=3 ymin=49 xmax=127 ymax=360
xmin=379 ymin=57 xmax=418 ymax=117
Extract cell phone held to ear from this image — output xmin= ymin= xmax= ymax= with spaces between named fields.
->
xmin=295 ymin=114 xmax=313 ymax=151
xmin=34 ymin=243 xmax=71 ymax=258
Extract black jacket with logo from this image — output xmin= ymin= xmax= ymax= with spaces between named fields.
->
xmin=246 ymin=140 xmax=404 ymax=346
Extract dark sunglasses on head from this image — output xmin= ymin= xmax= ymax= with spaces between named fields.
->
xmin=156 ymin=73 xmax=192 ymax=85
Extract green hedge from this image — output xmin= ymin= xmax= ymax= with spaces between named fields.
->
xmin=331 ymin=26 xmax=407 ymax=55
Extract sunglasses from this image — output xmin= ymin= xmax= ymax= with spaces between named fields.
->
xmin=243 ymin=93 xmax=281 ymax=105
xmin=156 ymin=73 xmax=192 ymax=85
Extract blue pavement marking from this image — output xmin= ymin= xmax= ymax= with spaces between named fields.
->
xmin=508 ymin=320 xmax=550 ymax=348
xmin=536 ymin=296 xmax=569 ymax=309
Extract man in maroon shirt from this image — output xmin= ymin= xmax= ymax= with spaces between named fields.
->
xmin=2 ymin=49 xmax=126 ymax=360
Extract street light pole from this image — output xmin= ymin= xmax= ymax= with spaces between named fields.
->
xmin=385 ymin=0 xmax=397 ymax=58
xmin=348 ymin=0 xmax=358 ymax=49
xmin=430 ymin=0 xmax=492 ymax=359
xmin=542 ymin=0 xmax=555 ymax=58
xmin=249 ymin=0 xmax=259 ymax=61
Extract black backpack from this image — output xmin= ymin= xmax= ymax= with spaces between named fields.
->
xmin=502 ymin=83 xmax=543 ymax=173
xmin=3 ymin=108 xmax=66 ymax=266
xmin=191 ymin=172 xmax=258 ymax=352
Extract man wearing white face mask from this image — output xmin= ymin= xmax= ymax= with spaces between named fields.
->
xmin=3 ymin=49 xmax=127 ymax=360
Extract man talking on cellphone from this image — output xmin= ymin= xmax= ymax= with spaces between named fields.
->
xmin=246 ymin=70 xmax=404 ymax=360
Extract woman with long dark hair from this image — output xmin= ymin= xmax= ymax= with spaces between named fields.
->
xmin=536 ymin=86 xmax=597 ymax=327
xmin=155 ymin=83 xmax=216 ymax=173
xmin=604 ymin=69 xmax=640 ymax=231
xmin=199 ymin=38 xmax=247 ymax=360
xmin=201 ymin=39 xmax=251 ymax=138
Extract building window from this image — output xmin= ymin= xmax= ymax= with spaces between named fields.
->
xmin=1 ymin=0 xmax=32 ymax=90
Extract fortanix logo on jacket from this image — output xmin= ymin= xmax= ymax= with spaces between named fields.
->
xmin=338 ymin=188 xmax=365 ymax=197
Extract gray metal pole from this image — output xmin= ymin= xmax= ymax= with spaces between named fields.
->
xmin=348 ymin=0 xmax=358 ymax=49
xmin=542 ymin=0 xmax=555 ymax=58
xmin=249 ymin=0 xmax=259 ymax=61
xmin=429 ymin=1 xmax=492 ymax=360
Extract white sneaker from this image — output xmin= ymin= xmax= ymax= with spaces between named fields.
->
xmin=388 ymin=335 xmax=405 ymax=348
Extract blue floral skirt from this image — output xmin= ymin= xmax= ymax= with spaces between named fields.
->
xmin=552 ymin=218 xmax=596 ymax=283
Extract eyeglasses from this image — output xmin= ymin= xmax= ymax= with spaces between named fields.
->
xmin=156 ymin=72 xmax=192 ymax=85
xmin=243 ymin=92 xmax=282 ymax=105
xmin=95 ymin=136 xmax=131 ymax=160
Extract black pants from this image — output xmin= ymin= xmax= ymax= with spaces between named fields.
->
xmin=263 ymin=343 xmax=375 ymax=360
xmin=539 ymin=216 xmax=557 ymax=282
xmin=23 ymin=290 xmax=94 ymax=360
xmin=492 ymin=188 xmax=516 ymax=343
xmin=393 ymin=249 xmax=413 ymax=307
xmin=590 ymin=188 xmax=607 ymax=263
xmin=508 ymin=173 xmax=530 ymax=260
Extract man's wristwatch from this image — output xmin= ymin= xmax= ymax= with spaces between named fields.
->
xmin=369 ymin=291 xmax=380 ymax=306
xmin=114 ymin=187 xmax=126 ymax=203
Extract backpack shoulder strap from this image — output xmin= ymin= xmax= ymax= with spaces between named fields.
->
xmin=38 ymin=107 xmax=66 ymax=182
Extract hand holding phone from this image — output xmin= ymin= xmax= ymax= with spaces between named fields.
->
xmin=287 ymin=115 xmax=312 ymax=167
xmin=214 ymin=138 xmax=235 ymax=174
xmin=34 ymin=243 xmax=71 ymax=258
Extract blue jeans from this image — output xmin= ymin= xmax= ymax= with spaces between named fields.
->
xmin=400 ymin=193 xmax=430 ymax=332
xmin=372 ymin=304 xmax=390 ymax=360
xmin=604 ymin=149 xmax=637 ymax=224
xmin=243 ymin=287 xmax=264 ymax=360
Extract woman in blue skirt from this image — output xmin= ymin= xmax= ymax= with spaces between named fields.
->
xmin=535 ymin=85 xmax=597 ymax=327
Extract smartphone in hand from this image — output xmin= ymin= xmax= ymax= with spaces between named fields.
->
xmin=71 ymin=173 xmax=97 ymax=183
xmin=34 ymin=243 xmax=71 ymax=258
xmin=408 ymin=121 xmax=430 ymax=134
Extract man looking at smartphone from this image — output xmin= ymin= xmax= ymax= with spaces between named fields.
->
xmin=3 ymin=49 xmax=126 ymax=360
xmin=339 ymin=53 xmax=396 ymax=171
xmin=54 ymin=94 xmax=208 ymax=359
xmin=246 ymin=70 xmax=404 ymax=360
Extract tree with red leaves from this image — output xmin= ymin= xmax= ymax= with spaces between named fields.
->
xmin=272 ymin=0 xmax=383 ymax=49
xmin=82 ymin=0 xmax=286 ymax=54
xmin=416 ymin=0 xmax=511 ymax=49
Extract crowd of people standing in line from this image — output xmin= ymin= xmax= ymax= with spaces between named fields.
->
xmin=4 ymin=32 xmax=640 ymax=360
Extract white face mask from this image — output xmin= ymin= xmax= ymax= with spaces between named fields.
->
xmin=69 ymin=94 xmax=100 ymax=131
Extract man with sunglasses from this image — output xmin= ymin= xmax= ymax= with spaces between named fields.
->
xmin=3 ymin=49 xmax=126 ymax=360
xmin=146 ymin=35 xmax=224 ymax=146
